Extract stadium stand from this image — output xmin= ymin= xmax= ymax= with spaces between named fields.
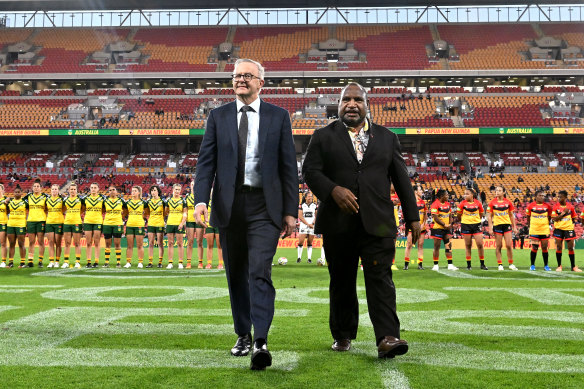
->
xmin=436 ymin=24 xmax=544 ymax=70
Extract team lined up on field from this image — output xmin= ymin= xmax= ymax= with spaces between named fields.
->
xmin=0 ymin=179 xmax=223 ymax=270
xmin=297 ymin=184 xmax=582 ymax=272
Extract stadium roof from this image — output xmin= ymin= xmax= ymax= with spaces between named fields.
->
xmin=0 ymin=1 xmax=573 ymax=12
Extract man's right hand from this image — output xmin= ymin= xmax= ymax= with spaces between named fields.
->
xmin=194 ymin=204 xmax=208 ymax=228
xmin=331 ymin=186 xmax=359 ymax=214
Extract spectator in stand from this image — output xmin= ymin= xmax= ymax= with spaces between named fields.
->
xmin=575 ymin=184 xmax=580 ymax=192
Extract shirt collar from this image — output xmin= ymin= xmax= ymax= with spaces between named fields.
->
xmin=344 ymin=118 xmax=369 ymax=133
xmin=236 ymin=97 xmax=261 ymax=113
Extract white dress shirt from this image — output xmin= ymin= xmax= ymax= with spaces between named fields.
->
xmin=236 ymin=97 xmax=262 ymax=188
xmin=195 ymin=97 xmax=263 ymax=210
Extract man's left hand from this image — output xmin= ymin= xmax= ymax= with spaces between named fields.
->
xmin=281 ymin=215 xmax=296 ymax=238
xmin=405 ymin=221 xmax=421 ymax=243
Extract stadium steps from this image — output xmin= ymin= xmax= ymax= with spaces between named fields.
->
xmin=127 ymin=28 xmax=139 ymax=42
xmin=440 ymin=58 xmax=450 ymax=70
xmin=329 ymin=25 xmax=336 ymax=40
xmin=24 ymin=29 xmax=40 ymax=43
xmin=429 ymin=24 xmax=440 ymax=41
xmin=451 ymin=116 xmax=464 ymax=127
xmin=225 ymin=27 xmax=237 ymax=43
xmin=531 ymin=23 xmax=545 ymax=38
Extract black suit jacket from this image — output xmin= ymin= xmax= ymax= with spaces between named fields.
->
xmin=194 ymin=100 xmax=298 ymax=228
xmin=302 ymin=120 xmax=418 ymax=237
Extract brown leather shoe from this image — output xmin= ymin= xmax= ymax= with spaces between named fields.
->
xmin=331 ymin=339 xmax=351 ymax=352
xmin=377 ymin=336 xmax=408 ymax=358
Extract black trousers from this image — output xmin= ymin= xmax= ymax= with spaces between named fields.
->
xmin=323 ymin=217 xmax=400 ymax=344
xmin=219 ymin=189 xmax=280 ymax=341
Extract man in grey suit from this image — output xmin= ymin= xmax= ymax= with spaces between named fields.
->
xmin=194 ymin=59 xmax=298 ymax=370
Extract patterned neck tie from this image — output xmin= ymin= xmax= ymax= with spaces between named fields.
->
xmin=237 ymin=105 xmax=254 ymax=187
xmin=349 ymin=128 xmax=365 ymax=163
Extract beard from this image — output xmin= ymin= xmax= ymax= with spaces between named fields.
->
xmin=341 ymin=112 xmax=365 ymax=127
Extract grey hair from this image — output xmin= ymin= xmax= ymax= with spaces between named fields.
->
xmin=234 ymin=58 xmax=265 ymax=80
xmin=340 ymin=82 xmax=368 ymax=101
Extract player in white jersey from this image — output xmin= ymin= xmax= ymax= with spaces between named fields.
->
xmin=297 ymin=192 xmax=317 ymax=264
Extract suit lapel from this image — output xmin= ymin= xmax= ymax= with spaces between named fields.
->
xmin=335 ymin=121 xmax=358 ymax=163
xmin=258 ymin=100 xmax=271 ymax=156
xmin=226 ymin=102 xmax=238 ymax=153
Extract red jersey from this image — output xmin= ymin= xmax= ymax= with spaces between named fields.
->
xmin=551 ymin=202 xmax=576 ymax=231
xmin=457 ymin=199 xmax=484 ymax=225
xmin=417 ymin=199 xmax=427 ymax=224
xmin=487 ymin=198 xmax=514 ymax=226
xmin=526 ymin=202 xmax=552 ymax=236
xmin=430 ymin=199 xmax=451 ymax=229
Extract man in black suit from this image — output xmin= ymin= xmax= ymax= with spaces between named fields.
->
xmin=194 ymin=59 xmax=298 ymax=370
xmin=302 ymin=83 xmax=420 ymax=358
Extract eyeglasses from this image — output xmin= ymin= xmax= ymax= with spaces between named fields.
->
xmin=232 ymin=73 xmax=259 ymax=81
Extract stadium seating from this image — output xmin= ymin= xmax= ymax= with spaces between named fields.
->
xmin=466 ymin=152 xmax=488 ymax=167
xmin=129 ymin=27 xmax=226 ymax=72
xmin=436 ymin=24 xmax=543 ymax=70
xmin=337 ymin=25 xmax=433 ymax=70
xmin=462 ymin=96 xmax=549 ymax=127
xmin=369 ymin=96 xmax=452 ymax=127
xmin=231 ymin=26 xmax=328 ymax=71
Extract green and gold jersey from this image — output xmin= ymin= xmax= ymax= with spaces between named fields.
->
xmin=83 ymin=194 xmax=105 ymax=224
xmin=147 ymin=198 xmax=165 ymax=227
xmin=64 ymin=196 xmax=83 ymax=225
xmin=126 ymin=199 xmax=147 ymax=227
xmin=185 ymin=193 xmax=197 ymax=223
xmin=103 ymin=197 xmax=125 ymax=226
xmin=166 ymin=197 xmax=186 ymax=225
xmin=46 ymin=195 xmax=65 ymax=224
xmin=7 ymin=198 xmax=28 ymax=228
xmin=25 ymin=193 xmax=48 ymax=222
xmin=0 ymin=196 xmax=7 ymax=224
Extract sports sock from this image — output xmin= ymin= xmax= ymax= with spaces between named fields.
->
xmin=75 ymin=256 xmax=80 ymax=263
xmin=64 ymin=254 xmax=70 ymax=263
xmin=433 ymin=257 xmax=439 ymax=265
xmin=530 ymin=246 xmax=538 ymax=266
xmin=38 ymin=255 xmax=43 ymax=264
xmin=447 ymin=259 xmax=453 ymax=265
xmin=105 ymin=248 xmax=111 ymax=263
xmin=542 ymin=249 xmax=549 ymax=266
xmin=115 ymin=249 xmax=121 ymax=264
xmin=556 ymin=251 xmax=562 ymax=267
xmin=148 ymin=256 xmax=153 ymax=264
xmin=139 ymin=257 xmax=143 ymax=264
xmin=1 ymin=257 xmax=6 ymax=263
xmin=297 ymin=244 xmax=303 ymax=260
xmin=466 ymin=256 xmax=471 ymax=267
xmin=307 ymin=245 xmax=312 ymax=260
xmin=569 ymin=250 xmax=575 ymax=268
xmin=405 ymin=256 xmax=410 ymax=266
xmin=418 ymin=257 xmax=423 ymax=264
xmin=479 ymin=256 xmax=485 ymax=266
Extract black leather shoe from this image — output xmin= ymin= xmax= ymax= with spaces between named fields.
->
xmin=418 ymin=263 xmax=425 ymax=270
xmin=250 ymin=339 xmax=272 ymax=370
xmin=377 ymin=336 xmax=408 ymax=358
xmin=230 ymin=333 xmax=252 ymax=357
xmin=480 ymin=264 xmax=489 ymax=270
xmin=331 ymin=339 xmax=351 ymax=352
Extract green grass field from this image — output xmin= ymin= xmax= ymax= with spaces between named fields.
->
xmin=1 ymin=248 xmax=583 ymax=389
